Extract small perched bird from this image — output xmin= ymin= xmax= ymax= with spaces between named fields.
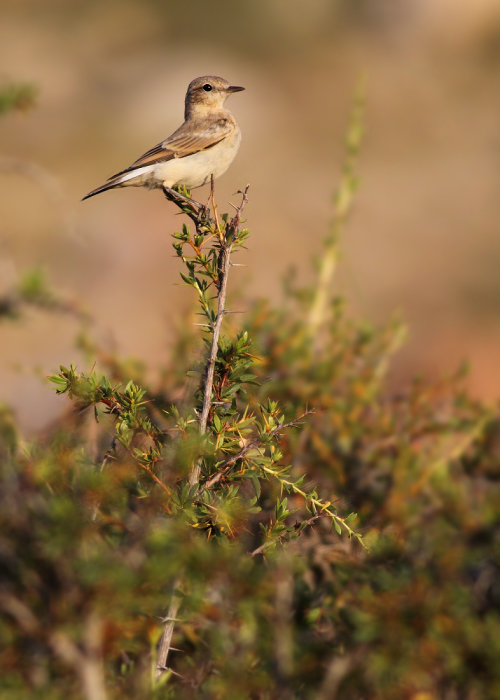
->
xmin=82 ymin=76 xmax=244 ymax=201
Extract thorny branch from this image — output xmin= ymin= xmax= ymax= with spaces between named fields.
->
xmin=191 ymin=184 xmax=249 ymax=487
xmin=250 ymin=513 xmax=327 ymax=557
xmin=194 ymin=409 xmax=314 ymax=499
xmin=155 ymin=183 xmax=249 ymax=681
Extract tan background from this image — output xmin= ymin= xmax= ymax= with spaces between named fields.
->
xmin=1 ymin=0 xmax=500 ymax=432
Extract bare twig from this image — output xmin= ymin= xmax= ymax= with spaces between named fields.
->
xmin=210 ymin=174 xmax=222 ymax=237
xmin=316 ymin=650 xmax=363 ymax=700
xmin=274 ymin=564 xmax=294 ymax=694
xmin=154 ymin=576 xmax=184 ymax=682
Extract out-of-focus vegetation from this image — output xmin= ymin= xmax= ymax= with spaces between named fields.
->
xmin=0 ymin=80 xmax=37 ymax=117
xmin=2 ymin=81 xmax=500 ymax=700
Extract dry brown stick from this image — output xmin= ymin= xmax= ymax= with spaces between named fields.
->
xmin=316 ymin=649 xmax=363 ymax=700
xmin=156 ymin=188 xmax=213 ymax=682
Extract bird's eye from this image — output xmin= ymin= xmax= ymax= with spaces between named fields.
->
xmin=202 ymin=84 xmax=212 ymax=91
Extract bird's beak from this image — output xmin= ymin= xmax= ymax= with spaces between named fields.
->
xmin=227 ymin=85 xmax=245 ymax=93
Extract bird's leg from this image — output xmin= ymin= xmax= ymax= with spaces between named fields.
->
xmin=205 ymin=174 xmax=215 ymax=210
xmin=164 ymin=186 xmax=203 ymax=210
xmin=162 ymin=187 xmax=212 ymax=236
xmin=209 ymin=175 xmax=222 ymax=239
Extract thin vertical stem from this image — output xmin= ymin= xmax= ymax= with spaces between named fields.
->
xmin=154 ymin=580 xmax=183 ymax=681
xmin=308 ymin=76 xmax=365 ymax=342
xmin=189 ymin=240 xmax=232 ymax=488
xmin=155 ymin=185 xmax=249 ymax=682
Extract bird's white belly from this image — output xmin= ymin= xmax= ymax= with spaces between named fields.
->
xmin=153 ymin=127 xmax=241 ymax=190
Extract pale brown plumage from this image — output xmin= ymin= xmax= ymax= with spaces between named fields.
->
xmin=82 ymin=76 xmax=244 ymax=201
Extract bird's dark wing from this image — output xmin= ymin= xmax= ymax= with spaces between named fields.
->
xmin=109 ymin=117 xmax=233 ymax=179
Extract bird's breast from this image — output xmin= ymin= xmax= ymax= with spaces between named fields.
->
xmin=155 ymin=126 xmax=241 ymax=190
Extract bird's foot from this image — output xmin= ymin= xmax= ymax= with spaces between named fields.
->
xmin=162 ymin=187 xmax=211 ymax=232
xmin=164 ymin=186 xmax=204 ymax=210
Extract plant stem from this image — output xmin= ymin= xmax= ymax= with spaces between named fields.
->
xmin=260 ymin=464 xmax=369 ymax=551
xmin=189 ymin=240 xmax=232 ymax=488
xmin=155 ymin=184 xmax=248 ymax=682
xmin=190 ymin=183 xmax=249 ymax=488
xmin=195 ymin=410 xmax=314 ymax=498
xmin=308 ymin=76 xmax=365 ymax=341
xmin=154 ymin=578 xmax=183 ymax=682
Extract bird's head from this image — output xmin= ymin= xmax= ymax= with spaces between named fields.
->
xmin=185 ymin=76 xmax=244 ymax=118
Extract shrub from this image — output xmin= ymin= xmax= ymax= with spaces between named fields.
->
xmin=1 ymin=82 xmax=499 ymax=700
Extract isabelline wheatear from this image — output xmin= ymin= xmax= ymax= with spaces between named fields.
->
xmin=82 ymin=76 xmax=244 ymax=201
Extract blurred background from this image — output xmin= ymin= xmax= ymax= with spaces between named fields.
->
xmin=1 ymin=0 xmax=500 ymax=433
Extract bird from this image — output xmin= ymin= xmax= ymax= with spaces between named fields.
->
xmin=82 ymin=76 xmax=244 ymax=201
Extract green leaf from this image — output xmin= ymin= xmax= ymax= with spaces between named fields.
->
xmin=251 ymin=475 xmax=261 ymax=499
xmin=213 ymin=414 xmax=222 ymax=433
xmin=48 ymin=375 xmax=68 ymax=385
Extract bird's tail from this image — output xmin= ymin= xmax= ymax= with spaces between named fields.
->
xmin=82 ymin=166 xmax=153 ymax=201
xmin=82 ymin=170 xmax=139 ymax=200
xmin=81 ymin=177 xmax=123 ymax=201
